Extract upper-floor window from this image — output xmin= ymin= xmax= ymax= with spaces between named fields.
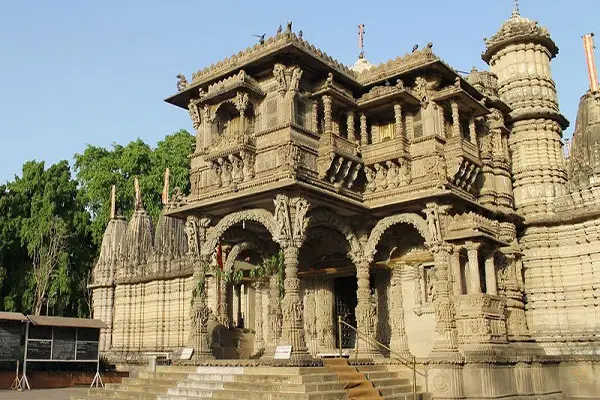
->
xmin=379 ymin=121 xmax=394 ymax=142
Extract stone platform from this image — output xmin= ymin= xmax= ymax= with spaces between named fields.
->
xmin=71 ymin=361 xmax=427 ymax=400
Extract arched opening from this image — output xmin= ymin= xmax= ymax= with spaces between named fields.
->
xmin=202 ymin=212 xmax=280 ymax=359
xmin=368 ymin=219 xmax=434 ymax=358
xmin=299 ymin=226 xmax=355 ymax=354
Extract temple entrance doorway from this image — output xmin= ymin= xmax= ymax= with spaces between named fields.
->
xmin=334 ymin=276 xmax=357 ymax=349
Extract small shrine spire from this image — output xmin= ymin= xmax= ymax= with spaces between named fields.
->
xmin=358 ymin=24 xmax=366 ymax=58
xmin=110 ymin=185 xmax=116 ymax=220
xmin=134 ymin=176 xmax=143 ymax=210
xmin=162 ymin=168 xmax=170 ymax=205
xmin=583 ymin=33 xmax=599 ymax=93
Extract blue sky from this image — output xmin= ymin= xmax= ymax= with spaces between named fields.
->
xmin=1 ymin=0 xmax=598 ymax=183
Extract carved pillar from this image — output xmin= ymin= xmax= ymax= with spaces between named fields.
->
xmin=360 ymin=113 xmax=368 ymax=146
xmin=240 ymin=283 xmax=247 ymax=328
xmin=303 ymin=278 xmax=318 ymax=356
xmin=451 ymin=100 xmax=461 ymax=138
xmin=503 ymin=252 xmax=530 ymax=339
xmin=279 ymin=245 xmax=310 ymax=359
xmin=389 ymin=265 xmax=411 ymax=358
xmin=189 ymin=257 xmax=214 ymax=360
xmin=354 ymin=260 xmax=380 ymax=357
xmin=218 ymin=276 xmax=229 ymax=327
xmin=347 ymin=111 xmax=356 ymax=142
xmin=312 ymin=100 xmax=319 ymax=133
xmin=323 ymin=95 xmax=333 ymax=134
xmin=451 ymin=246 xmax=463 ymax=296
xmin=485 ymin=253 xmax=497 ymax=295
xmin=394 ymin=103 xmax=404 ymax=138
xmin=465 ymin=241 xmax=482 ymax=294
xmin=468 ymin=116 xmax=477 ymax=145
xmin=253 ymin=281 xmax=265 ymax=355
xmin=429 ymin=244 xmax=461 ymax=360
xmin=315 ymin=278 xmax=336 ymax=353
xmin=236 ymin=92 xmax=248 ymax=136
xmin=262 ymin=273 xmax=282 ymax=359
xmin=232 ymin=284 xmax=240 ymax=327
xmin=406 ymin=113 xmax=414 ymax=140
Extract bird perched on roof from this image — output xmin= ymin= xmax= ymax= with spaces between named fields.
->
xmin=412 ymin=44 xmax=419 ymax=52
xmin=426 ymin=42 xmax=433 ymax=49
xmin=253 ymin=33 xmax=266 ymax=45
xmin=298 ymin=30 xmax=303 ymax=39
xmin=277 ymin=25 xmax=282 ymax=34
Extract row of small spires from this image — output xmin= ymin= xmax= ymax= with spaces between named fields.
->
xmin=109 ymin=168 xmax=173 ymax=220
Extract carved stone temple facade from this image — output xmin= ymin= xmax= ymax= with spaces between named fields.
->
xmin=89 ymin=10 xmax=600 ymax=400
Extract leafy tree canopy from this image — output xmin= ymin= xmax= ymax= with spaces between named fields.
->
xmin=0 ymin=129 xmax=194 ymax=316
xmin=74 ymin=129 xmax=194 ymax=246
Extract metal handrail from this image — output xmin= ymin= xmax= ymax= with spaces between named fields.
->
xmin=337 ymin=316 xmax=423 ymax=400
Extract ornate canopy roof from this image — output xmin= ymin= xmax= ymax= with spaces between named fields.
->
xmin=482 ymin=10 xmax=558 ymax=63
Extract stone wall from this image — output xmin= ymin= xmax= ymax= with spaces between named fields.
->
xmin=110 ymin=276 xmax=193 ymax=355
xmin=520 ymin=215 xmax=600 ymax=355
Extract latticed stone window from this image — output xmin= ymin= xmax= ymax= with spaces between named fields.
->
xmin=295 ymin=98 xmax=307 ymax=128
xmin=266 ymin=98 xmax=278 ymax=128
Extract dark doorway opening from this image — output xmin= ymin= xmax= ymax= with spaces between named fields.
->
xmin=334 ymin=276 xmax=357 ymax=349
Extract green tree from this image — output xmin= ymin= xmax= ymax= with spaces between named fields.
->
xmin=0 ymin=160 xmax=94 ymax=316
xmin=74 ymin=130 xmax=194 ymax=247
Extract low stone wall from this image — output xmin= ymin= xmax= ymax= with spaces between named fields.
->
xmin=559 ymin=360 xmax=600 ymax=399
xmin=0 ymin=370 xmax=128 ymax=390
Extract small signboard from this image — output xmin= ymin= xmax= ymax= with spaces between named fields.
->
xmin=274 ymin=345 xmax=292 ymax=360
xmin=180 ymin=348 xmax=194 ymax=360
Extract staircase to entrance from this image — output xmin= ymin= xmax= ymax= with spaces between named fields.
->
xmin=72 ymin=361 xmax=428 ymax=400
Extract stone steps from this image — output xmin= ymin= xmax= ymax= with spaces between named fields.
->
xmin=73 ymin=364 xmax=350 ymax=400
xmin=72 ymin=361 xmax=430 ymax=400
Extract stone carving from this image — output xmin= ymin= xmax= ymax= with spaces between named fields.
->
xmin=176 ymin=73 xmax=188 ymax=92
xmin=185 ymin=217 xmax=200 ymax=257
xmin=188 ymin=99 xmax=201 ymax=129
xmin=273 ymin=194 xmax=310 ymax=244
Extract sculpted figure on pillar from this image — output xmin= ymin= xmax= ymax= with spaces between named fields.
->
xmin=272 ymin=194 xmax=311 ymax=359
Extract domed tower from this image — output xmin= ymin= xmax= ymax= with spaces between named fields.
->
xmin=482 ymin=5 xmax=569 ymax=217
xmin=89 ymin=186 xmax=127 ymax=351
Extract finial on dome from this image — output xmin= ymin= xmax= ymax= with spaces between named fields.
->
xmin=162 ymin=168 xmax=170 ymax=205
xmin=358 ymin=24 xmax=366 ymax=58
xmin=110 ymin=185 xmax=116 ymax=220
xmin=134 ymin=176 xmax=143 ymax=210
xmin=512 ymin=0 xmax=520 ymax=16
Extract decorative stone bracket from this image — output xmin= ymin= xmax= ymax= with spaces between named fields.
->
xmin=445 ymin=137 xmax=482 ymax=193
xmin=317 ymin=133 xmax=362 ymax=191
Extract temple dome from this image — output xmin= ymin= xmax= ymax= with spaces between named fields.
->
xmin=482 ymin=10 xmax=558 ymax=63
xmin=351 ymin=54 xmax=375 ymax=73
xmin=153 ymin=210 xmax=188 ymax=263
xmin=119 ymin=208 xmax=154 ymax=275
xmin=91 ymin=216 xmax=127 ymax=286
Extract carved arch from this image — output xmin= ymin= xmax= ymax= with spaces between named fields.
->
xmin=224 ymin=241 xmax=264 ymax=272
xmin=364 ymin=213 xmax=432 ymax=263
xmin=202 ymin=209 xmax=279 ymax=256
xmin=305 ymin=208 xmax=362 ymax=263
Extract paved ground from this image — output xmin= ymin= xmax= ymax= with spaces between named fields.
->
xmin=0 ymin=387 xmax=89 ymax=399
